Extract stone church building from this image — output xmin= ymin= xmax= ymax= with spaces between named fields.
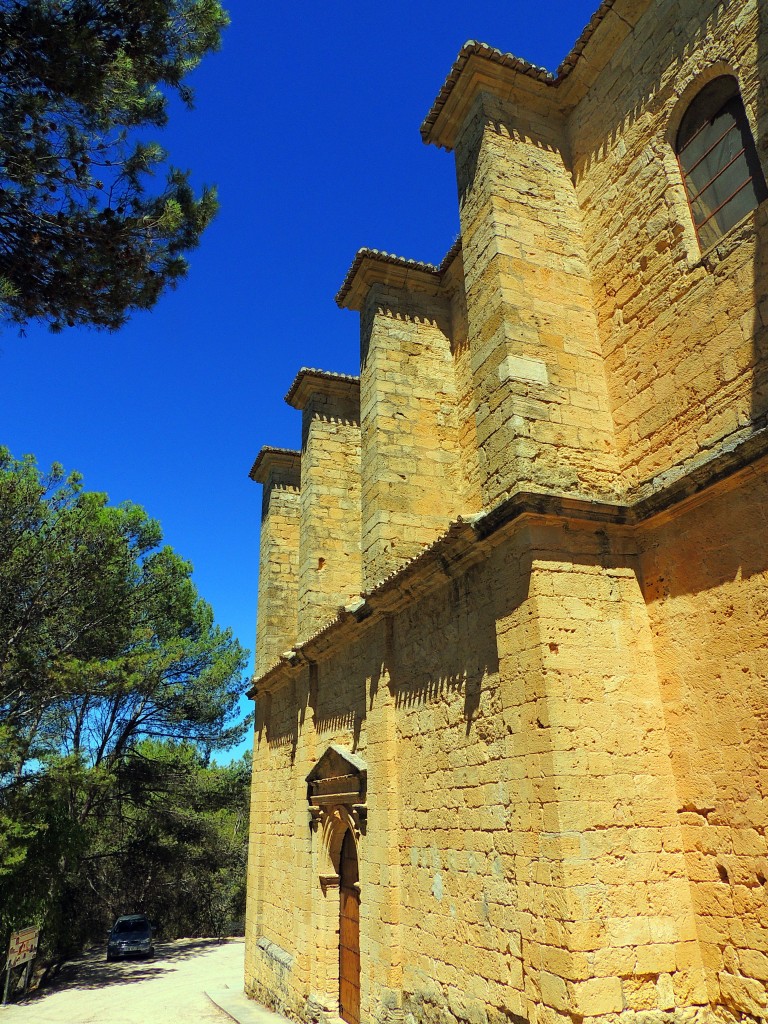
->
xmin=245 ymin=3 xmax=768 ymax=1024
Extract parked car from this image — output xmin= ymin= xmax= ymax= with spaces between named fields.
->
xmin=106 ymin=914 xmax=156 ymax=961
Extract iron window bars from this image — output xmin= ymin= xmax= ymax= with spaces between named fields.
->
xmin=676 ymin=76 xmax=767 ymax=250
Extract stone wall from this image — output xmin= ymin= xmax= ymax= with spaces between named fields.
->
xmin=250 ymin=449 xmax=301 ymax=677
xmin=246 ymin=474 xmax=768 ymax=1024
xmin=358 ymin=279 xmax=464 ymax=589
xmin=246 ymin=1 xmax=768 ymax=1023
xmin=454 ymin=90 xmax=620 ymax=508
xmin=569 ymin=0 xmax=768 ymax=493
xmin=287 ymin=371 xmax=362 ymax=642
xmin=444 ymin=248 xmax=483 ymax=517
xmin=640 ymin=471 xmax=768 ymax=1021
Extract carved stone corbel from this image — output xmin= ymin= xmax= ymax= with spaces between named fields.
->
xmin=351 ymin=803 xmax=368 ymax=835
xmin=308 ymin=805 xmax=324 ymax=832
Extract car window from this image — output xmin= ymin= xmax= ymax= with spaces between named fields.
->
xmin=114 ymin=920 xmax=148 ymax=934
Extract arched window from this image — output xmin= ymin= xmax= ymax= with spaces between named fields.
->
xmin=676 ymin=76 xmax=767 ymax=250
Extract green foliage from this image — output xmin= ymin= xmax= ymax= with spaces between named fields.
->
xmin=0 ymin=763 xmax=85 ymax=958
xmin=0 ymin=447 xmax=248 ymax=768
xmin=0 ymin=0 xmax=229 ymax=331
xmin=0 ymin=449 xmax=251 ymax=961
xmin=0 ymin=450 xmax=160 ymax=742
xmin=0 ymin=744 xmax=252 ymax=963
xmin=92 ymin=741 xmax=252 ymax=939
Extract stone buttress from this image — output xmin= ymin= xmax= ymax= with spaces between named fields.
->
xmin=250 ymin=447 xmax=301 ymax=677
xmin=246 ymin=4 xmax=768 ymax=1024
xmin=285 ymin=369 xmax=363 ymax=642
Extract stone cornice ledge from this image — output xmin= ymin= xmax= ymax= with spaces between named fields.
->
xmin=336 ymin=238 xmax=462 ymax=311
xmin=248 ymin=424 xmax=768 ymax=699
xmin=421 ymin=0 xmax=654 ymax=151
xmin=249 ymin=446 xmax=301 ymax=484
xmin=421 ymin=45 xmax=559 ymax=152
xmin=285 ymin=368 xmax=360 ymax=410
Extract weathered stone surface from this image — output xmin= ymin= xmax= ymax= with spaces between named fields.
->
xmin=287 ymin=370 xmax=362 ymax=642
xmin=246 ymin=3 xmax=768 ymax=1024
xmin=249 ymin=448 xmax=301 ymax=677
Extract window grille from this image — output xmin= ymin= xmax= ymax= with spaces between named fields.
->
xmin=676 ymin=76 xmax=767 ymax=250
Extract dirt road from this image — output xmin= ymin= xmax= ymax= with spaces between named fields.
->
xmin=0 ymin=937 xmax=244 ymax=1024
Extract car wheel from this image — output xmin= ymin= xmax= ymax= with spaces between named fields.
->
xmin=106 ymin=953 xmax=114 ymax=962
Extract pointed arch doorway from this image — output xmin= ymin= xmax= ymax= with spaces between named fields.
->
xmin=306 ymin=746 xmax=366 ymax=1023
xmin=338 ymin=828 xmax=360 ymax=1024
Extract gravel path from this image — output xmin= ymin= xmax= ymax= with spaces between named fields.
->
xmin=0 ymin=937 xmax=244 ymax=1024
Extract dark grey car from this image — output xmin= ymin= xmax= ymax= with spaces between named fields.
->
xmin=106 ymin=914 xmax=155 ymax=961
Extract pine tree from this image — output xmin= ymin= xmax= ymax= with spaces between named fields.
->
xmin=0 ymin=0 xmax=228 ymax=331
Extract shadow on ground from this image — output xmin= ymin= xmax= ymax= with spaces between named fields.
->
xmin=21 ymin=938 xmax=241 ymax=1002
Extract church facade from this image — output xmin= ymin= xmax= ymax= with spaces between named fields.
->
xmin=245 ymin=4 xmax=768 ymax=1024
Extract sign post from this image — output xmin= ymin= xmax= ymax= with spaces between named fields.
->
xmin=3 ymin=927 xmax=40 ymax=1004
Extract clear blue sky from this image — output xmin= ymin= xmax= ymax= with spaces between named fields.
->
xmin=0 ymin=0 xmax=600 ymax=760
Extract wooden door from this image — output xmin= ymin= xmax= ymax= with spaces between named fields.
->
xmin=339 ymin=829 xmax=360 ymax=1024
